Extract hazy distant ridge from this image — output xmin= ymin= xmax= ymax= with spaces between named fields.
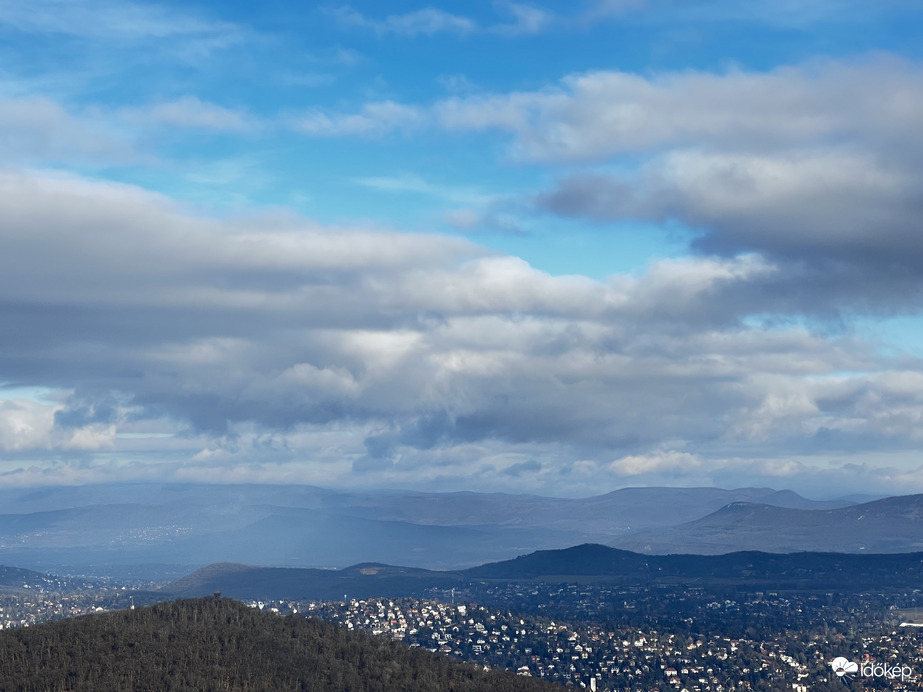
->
xmin=0 ymin=483 xmax=859 ymax=577
xmin=612 ymin=493 xmax=923 ymax=554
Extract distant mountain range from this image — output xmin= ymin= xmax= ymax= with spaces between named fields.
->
xmin=0 ymin=482 xmax=907 ymax=579
xmin=611 ymin=494 xmax=923 ymax=554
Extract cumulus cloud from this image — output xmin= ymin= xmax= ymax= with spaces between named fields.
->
xmin=2 ymin=168 xmax=921 ymax=496
xmin=296 ymin=57 xmax=922 ymax=166
xmin=0 ymin=399 xmax=58 ymax=452
xmin=3 ymin=0 xmax=919 ymax=499
xmin=0 ymin=395 xmax=119 ymax=453
xmin=2 ymin=58 xmax=921 ymax=496
xmin=540 ymin=150 xmax=921 ymax=260
xmin=610 ymin=450 xmax=702 ymax=475
xmin=507 ymin=59 xmax=923 ymax=316
xmin=430 ymin=58 xmax=923 ymax=162
xmin=539 ymin=155 xmax=923 ymax=316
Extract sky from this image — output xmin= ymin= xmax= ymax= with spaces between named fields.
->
xmin=1 ymin=0 xmax=923 ymax=498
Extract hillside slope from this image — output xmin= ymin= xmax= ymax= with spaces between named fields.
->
xmin=0 ymin=597 xmax=559 ymax=691
xmin=162 ymin=544 xmax=923 ymax=601
xmin=164 ymin=561 xmax=464 ymax=601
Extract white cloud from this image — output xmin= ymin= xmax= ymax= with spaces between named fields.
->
xmin=0 ymin=395 xmax=119 ymax=453
xmin=490 ymin=2 xmax=554 ymax=35
xmin=329 ymin=3 xmax=559 ymax=39
xmin=0 ymin=97 xmax=136 ymax=164
xmin=0 ymin=0 xmax=241 ymax=41
xmin=610 ymin=450 xmax=702 ymax=475
xmin=298 ymin=57 xmax=923 ymax=173
xmin=0 ymin=93 xmax=256 ymax=168
xmin=431 ymin=58 xmax=923 ymax=162
xmin=0 ymin=399 xmax=57 ymax=452
xmin=147 ymin=96 xmax=254 ymax=131
xmin=62 ymin=424 xmax=117 ymax=451
xmin=330 ymin=6 xmax=476 ymax=37
xmin=293 ymin=101 xmax=425 ymax=136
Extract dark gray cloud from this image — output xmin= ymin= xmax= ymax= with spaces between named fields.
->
xmin=501 ymin=459 xmax=542 ymax=476
xmin=516 ymin=58 xmax=923 ymax=320
xmin=538 ymin=151 xmax=923 ymax=316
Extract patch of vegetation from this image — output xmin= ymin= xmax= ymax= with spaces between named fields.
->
xmin=0 ymin=597 xmax=560 ymax=691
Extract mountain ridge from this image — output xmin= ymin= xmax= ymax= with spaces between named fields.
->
xmin=613 ymin=493 xmax=923 ymax=554
xmin=160 ymin=542 xmax=923 ymax=601
xmin=0 ymin=482 xmax=862 ymax=577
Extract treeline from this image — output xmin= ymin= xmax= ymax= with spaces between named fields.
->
xmin=0 ymin=597 xmax=561 ymax=691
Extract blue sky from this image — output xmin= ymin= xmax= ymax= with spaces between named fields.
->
xmin=1 ymin=0 xmax=923 ymax=498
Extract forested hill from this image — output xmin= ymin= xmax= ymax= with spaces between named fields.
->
xmin=0 ymin=564 xmax=57 ymax=592
xmin=0 ymin=597 xmax=559 ymax=691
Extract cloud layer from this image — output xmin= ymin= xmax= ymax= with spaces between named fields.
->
xmin=1 ymin=2 xmax=922 ymax=497
xmin=1 ymin=167 xmax=921 ymax=495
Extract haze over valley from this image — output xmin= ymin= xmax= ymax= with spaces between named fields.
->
xmin=0 ymin=482 xmax=906 ymax=579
